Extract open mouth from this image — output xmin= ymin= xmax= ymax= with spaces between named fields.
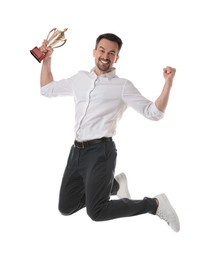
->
xmin=99 ymin=59 xmax=110 ymax=65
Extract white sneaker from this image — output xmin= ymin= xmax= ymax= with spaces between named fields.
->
xmin=115 ymin=173 xmax=131 ymax=199
xmin=155 ymin=193 xmax=180 ymax=232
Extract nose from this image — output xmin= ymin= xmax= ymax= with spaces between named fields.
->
xmin=102 ymin=52 xmax=109 ymax=60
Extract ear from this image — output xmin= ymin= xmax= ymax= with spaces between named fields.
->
xmin=93 ymin=49 xmax=96 ymax=57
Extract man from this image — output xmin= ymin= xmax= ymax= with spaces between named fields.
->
xmin=40 ymin=33 xmax=180 ymax=232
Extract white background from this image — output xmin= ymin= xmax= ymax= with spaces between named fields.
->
xmin=1 ymin=0 xmax=196 ymax=259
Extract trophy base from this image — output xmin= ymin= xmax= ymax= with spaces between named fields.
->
xmin=30 ymin=47 xmax=45 ymax=62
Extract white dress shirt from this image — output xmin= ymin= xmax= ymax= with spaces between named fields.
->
xmin=41 ymin=68 xmax=164 ymax=141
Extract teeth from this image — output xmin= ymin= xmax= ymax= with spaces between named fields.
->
xmin=101 ymin=60 xmax=108 ymax=64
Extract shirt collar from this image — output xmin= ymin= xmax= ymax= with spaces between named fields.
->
xmin=90 ymin=67 xmax=116 ymax=79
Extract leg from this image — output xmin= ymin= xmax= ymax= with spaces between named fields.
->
xmin=110 ymin=178 xmax=119 ymax=195
xmin=58 ymin=146 xmax=86 ymax=215
xmin=85 ymin=141 xmax=157 ymax=221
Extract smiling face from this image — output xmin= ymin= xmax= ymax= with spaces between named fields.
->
xmin=93 ymin=38 xmax=119 ymax=75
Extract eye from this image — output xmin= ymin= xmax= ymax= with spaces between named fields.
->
xmin=109 ymin=52 xmax=115 ymax=56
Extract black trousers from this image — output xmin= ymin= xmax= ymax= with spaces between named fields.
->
xmin=58 ymin=139 xmax=157 ymax=221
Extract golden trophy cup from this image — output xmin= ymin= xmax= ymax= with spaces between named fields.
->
xmin=30 ymin=28 xmax=68 ymax=62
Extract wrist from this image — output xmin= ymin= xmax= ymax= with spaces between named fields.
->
xmin=42 ymin=56 xmax=52 ymax=66
xmin=43 ymin=56 xmax=52 ymax=62
xmin=165 ymin=79 xmax=173 ymax=88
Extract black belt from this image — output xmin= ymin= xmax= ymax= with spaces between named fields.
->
xmin=74 ymin=137 xmax=112 ymax=149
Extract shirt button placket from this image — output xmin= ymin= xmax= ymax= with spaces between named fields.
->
xmin=76 ymin=78 xmax=97 ymax=140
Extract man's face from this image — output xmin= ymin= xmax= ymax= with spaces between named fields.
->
xmin=93 ymin=38 xmax=119 ymax=75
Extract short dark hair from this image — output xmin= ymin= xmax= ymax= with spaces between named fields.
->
xmin=95 ymin=33 xmax=123 ymax=52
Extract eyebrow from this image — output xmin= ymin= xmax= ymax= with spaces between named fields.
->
xmin=99 ymin=46 xmax=116 ymax=54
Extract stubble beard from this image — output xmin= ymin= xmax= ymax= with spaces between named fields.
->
xmin=97 ymin=59 xmax=111 ymax=72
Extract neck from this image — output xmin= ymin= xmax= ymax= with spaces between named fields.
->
xmin=94 ymin=67 xmax=114 ymax=76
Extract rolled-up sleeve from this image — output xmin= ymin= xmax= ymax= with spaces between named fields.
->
xmin=122 ymin=80 xmax=164 ymax=121
xmin=41 ymin=78 xmax=74 ymax=97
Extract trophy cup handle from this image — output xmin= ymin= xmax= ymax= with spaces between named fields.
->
xmin=54 ymin=40 xmax=67 ymax=48
xmin=46 ymin=28 xmax=57 ymax=41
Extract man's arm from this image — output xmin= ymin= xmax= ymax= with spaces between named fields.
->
xmin=155 ymin=66 xmax=176 ymax=112
xmin=40 ymin=40 xmax=54 ymax=87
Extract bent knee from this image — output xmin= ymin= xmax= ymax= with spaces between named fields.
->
xmin=87 ymin=208 xmax=104 ymax=221
xmin=58 ymin=204 xmax=75 ymax=216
